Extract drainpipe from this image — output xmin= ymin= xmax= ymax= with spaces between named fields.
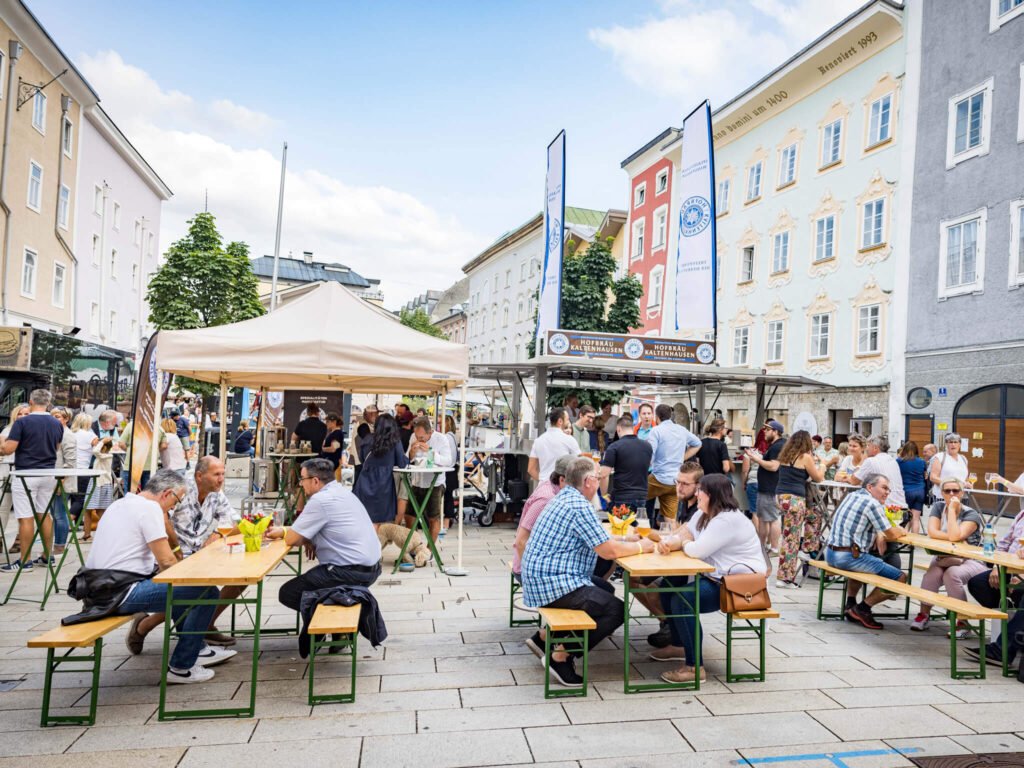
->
xmin=54 ymin=95 xmax=77 ymax=324
xmin=97 ymin=182 xmax=109 ymax=339
xmin=137 ymin=217 xmax=147 ymax=356
xmin=0 ymin=41 xmax=22 ymax=324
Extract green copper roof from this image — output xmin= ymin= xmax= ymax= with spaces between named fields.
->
xmin=564 ymin=206 xmax=606 ymax=228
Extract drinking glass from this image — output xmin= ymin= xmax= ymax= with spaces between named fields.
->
xmin=985 ymin=472 xmax=995 ymax=491
xmin=967 ymin=472 xmax=978 ymax=487
xmin=635 ymin=514 xmax=651 ymax=538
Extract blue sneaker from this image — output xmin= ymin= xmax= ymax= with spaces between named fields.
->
xmin=0 ymin=560 xmax=32 ymax=573
xmin=32 ymin=555 xmax=56 ymax=567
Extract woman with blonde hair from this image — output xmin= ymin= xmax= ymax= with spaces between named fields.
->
xmin=836 ymin=434 xmax=867 ymax=480
xmin=160 ymin=417 xmax=187 ymax=471
xmin=774 ymin=430 xmax=825 ymax=586
xmin=81 ymin=435 xmax=117 ymax=541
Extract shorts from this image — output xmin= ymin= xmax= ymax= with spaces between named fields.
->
xmin=754 ymin=492 xmax=779 ymax=522
xmin=905 ymin=489 xmax=926 ymax=512
xmin=825 ymin=546 xmax=903 ymax=581
xmin=399 ymin=485 xmax=442 ymax=519
xmin=12 ymin=475 xmax=56 ymax=520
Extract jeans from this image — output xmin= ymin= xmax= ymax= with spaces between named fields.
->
xmin=279 ymin=562 xmax=382 ymax=611
xmin=545 ymin=581 xmax=623 ymax=658
xmin=122 ymin=470 xmax=150 ymax=495
xmin=118 ymin=579 xmax=217 ymax=670
xmin=825 ymin=547 xmax=903 ymax=581
xmin=967 ymin=571 xmax=1024 ymax=661
xmin=663 ymin=576 xmax=720 ymax=667
xmin=745 ymin=483 xmax=758 ymax=519
xmin=52 ymin=493 xmax=69 ymax=548
xmin=69 ymin=476 xmax=90 ymax=521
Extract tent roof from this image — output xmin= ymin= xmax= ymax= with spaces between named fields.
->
xmin=157 ymin=282 xmax=468 ymax=394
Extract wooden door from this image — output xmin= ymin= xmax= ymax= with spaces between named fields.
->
xmin=905 ymin=414 xmax=933 ymax=447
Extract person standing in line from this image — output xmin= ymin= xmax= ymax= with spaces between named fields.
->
xmin=773 ymin=430 xmax=825 ymax=587
xmin=645 ymin=404 xmax=701 ymax=525
xmin=696 ymin=418 xmax=732 ymax=477
xmin=745 ymin=420 xmax=787 ymax=555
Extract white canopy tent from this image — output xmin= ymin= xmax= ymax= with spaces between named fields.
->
xmin=155 ymin=281 xmax=472 ymax=574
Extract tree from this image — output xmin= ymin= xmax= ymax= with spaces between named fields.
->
xmin=146 ymin=212 xmax=265 ymax=395
xmin=399 ymin=307 xmax=446 ymax=339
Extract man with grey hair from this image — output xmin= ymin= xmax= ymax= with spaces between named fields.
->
xmin=0 ymin=389 xmax=64 ymax=573
xmin=850 ymin=435 xmax=906 ymax=510
xmin=74 ymin=469 xmax=236 ymax=684
xmin=520 ymin=456 xmax=657 ymax=687
xmin=824 ymin=472 xmax=909 ymax=631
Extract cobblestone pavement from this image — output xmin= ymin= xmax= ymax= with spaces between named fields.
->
xmin=0 ymin=509 xmax=1022 ymax=767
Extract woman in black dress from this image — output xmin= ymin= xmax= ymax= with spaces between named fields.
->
xmin=353 ymin=413 xmax=408 ymax=528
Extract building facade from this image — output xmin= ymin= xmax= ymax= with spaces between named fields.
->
xmin=430 ymin=276 xmax=468 ymax=344
xmin=74 ymin=106 xmax=170 ymax=354
xmin=901 ymin=0 xmax=1024 ymax=478
xmin=251 ymin=252 xmax=383 ymax=305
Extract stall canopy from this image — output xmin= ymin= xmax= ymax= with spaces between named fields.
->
xmin=156 ymin=282 xmax=469 ymax=394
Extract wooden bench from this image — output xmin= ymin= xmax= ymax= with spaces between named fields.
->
xmin=725 ymin=609 xmax=780 ymax=683
xmin=508 ymin=561 xmax=540 ymax=628
xmin=538 ymin=607 xmax=595 ymax=699
xmin=306 ymin=604 xmax=361 ymax=705
xmin=28 ymin=615 xmax=133 ymax=726
xmin=809 ymin=560 xmax=1007 ymax=679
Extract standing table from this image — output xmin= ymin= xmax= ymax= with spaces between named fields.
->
xmin=393 ymin=466 xmax=452 ymax=573
xmin=1 ymin=468 xmax=100 ymax=609
xmin=962 ymin=487 xmax=1024 ymax=523
xmin=613 ymin=550 xmax=714 ymax=693
xmin=266 ymin=452 xmax=316 ymax=523
xmin=153 ymin=535 xmax=290 ymax=720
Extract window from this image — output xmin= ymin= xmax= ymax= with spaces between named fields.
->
xmin=113 ymin=203 xmax=121 ymax=231
xmin=91 ymin=234 xmax=100 ymax=266
xmin=740 ymin=246 xmax=754 ymax=283
xmin=52 ymin=263 xmax=65 ymax=307
xmin=652 ymin=206 xmax=668 ymax=250
xmin=32 ymin=91 xmax=46 ymax=133
xmin=1011 ymin=201 xmax=1024 ymax=286
xmin=717 ymin=179 xmax=730 ymax=214
xmin=62 ymin=117 xmax=73 ymax=157
xmin=857 ymin=305 xmax=880 ymax=354
xmin=862 ymin=198 xmax=885 ymax=249
xmin=89 ymin=302 xmax=99 ymax=335
xmin=21 ymin=249 xmax=37 ymax=297
xmin=633 ymin=182 xmax=646 ymax=209
xmin=493 ymin=275 xmax=498 ymax=292
xmin=655 ymin=169 xmax=668 ymax=195
xmin=778 ymin=143 xmax=797 ymax=187
xmin=490 ymin=304 xmax=497 ymax=330
xmin=810 ymin=313 xmax=831 ymax=359
xmin=947 ymin=79 xmax=993 ymax=167
xmin=766 ymin=320 xmax=784 ymax=363
xmin=991 ymin=0 xmax=1024 ymax=31
xmin=746 ymin=161 xmax=762 ymax=202
xmin=631 ymin=218 xmax=645 ymax=261
xmin=504 ymin=269 xmax=511 ymax=288
xmin=93 ymin=186 xmax=103 ymax=215
xmin=772 ymin=232 xmax=790 ymax=273
xmin=57 ymin=185 xmax=70 ymax=229
xmin=732 ymin=327 xmax=749 ymax=365
xmin=939 ymin=210 xmax=986 ymax=298
xmin=647 ymin=267 xmax=664 ymax=308
xmin=867 ymin=94 xmax=892 ymax=147
xmin=814 ymin=215 xmax=835 ymax=262
xmin=110 ymin=248 xmax=117 ymax=276
xmin=131 ymin=263 xmax=138 ymax=287
xmin=134 ymin=220 xmax=141 ymax=245
xmin=821 ymin=119 xmax=842 ymax=167
xmin=27 ymin=161 xmax=42 ymax=212
xmin=502 ymin=303 xmax=509 ymax=326
xmin=520 ymin=261 xmax=527 ymax=281
xmin=517 ymin=296 xmax=524 ymax=321
xmin=108 ymin=311 xmax=117 ymax=341
xmin=129 ymin=319 xmax=138 ymax=343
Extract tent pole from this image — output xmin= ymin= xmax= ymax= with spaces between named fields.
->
xmin=255 ymin=387 xmax=267 ymax=457
xmin=150 ymin=369 xmax=165 ymax=478
xmin=447 ymin=382 xmax=469 ymax=577
xmin=218 ymin=378 xmax=228 ymax=459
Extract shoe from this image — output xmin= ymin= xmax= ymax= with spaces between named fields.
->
xmin=963 ymin=645 xmax=1015 ymax=669
xmin=204 ymin=631 xmax=237 ymax=647
xmin=845 ymin=604 xmax=884 ymax=630
xmin=768 ymin=547 xmax=780 ymax=556
xmin=32 ymin=555 xmax=55 ymax=567
xmin=660 ymin=665 xmax=707 ymax=684
xmin=648 ymin=646 xmax=686 ymax=662
xmin=548 ymin=657 xmax=583 ymax=688
xmin=775 ymin=580 xmax=799 ymax=589
xmin=647 ymin=621 xmax=672 ymax=648
xmin=525 ymin=632 xmax=544 ymax=660
xmin=910 ymin=613 xmax=930 ymax=632
xmin=0 ymin=560 xmax=31 ymax=573
xmin=166 ymin=664 xmax=215 ymax=684
xmin=609 ymin=567 xmax=624 ymax=583
xmin=947 ymin=621 xmax=971 ymax=640
xmin=194 ymin=645 xmax=237 ymax=667
xmin=125 ymin=612 xmax=147 ymax=655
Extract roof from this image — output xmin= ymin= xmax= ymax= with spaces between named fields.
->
xmin=250 ymin=255 xmax=375 ymax=289
xmin=430 ymin=277 xmax=469 ymax=322
xmin=564 ymin=206 xmax=606 ymax=229
xmin=620 ymin=127 xmax=676 ymax=169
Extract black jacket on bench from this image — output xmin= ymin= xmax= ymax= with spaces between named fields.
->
xmin=297 ymin=585 xmax=387 ymax=658
xmin=62 ymin=568 xmax=152 ymax=625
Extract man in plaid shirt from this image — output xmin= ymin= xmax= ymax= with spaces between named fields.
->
xmin=825 ymin=473 xmax=908 ymax=630
xmin=521 ymin=456 xmax=656 ymax=688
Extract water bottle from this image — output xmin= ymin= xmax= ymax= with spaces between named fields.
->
xmin=426 ymin=447 xmax=435 ymax=468
xmin=982 ymin=524 xmax=996 ymax=556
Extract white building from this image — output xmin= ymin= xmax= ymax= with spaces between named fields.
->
xmin=73 ymin=106 xmax=171 ymax=355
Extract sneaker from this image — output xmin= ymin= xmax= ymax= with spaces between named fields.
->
xmin=647 ymin=621 xmax=672 ymax=648
xmin=0 ymin=560 xmax=31 ymax=573
xmin=525 ymin=631 xmax=545 ymax=660
xmin=609 ymin=567 xmax=624 ymax=583
xmin=910 ymin=613 xmax=930 ymax=632
xmin=548 ymin=656 xmax=583 ymax=688
xmin=947 ymin=621 xmax=971 ymax=640
xmin=775 ymin=580 xmax=799 ymax=589
xmin=32 ymin=555 xmax=55 ymax=567
xmin=125 ymin=612 xmax=147 ymax=655
xmin=204 ymin=631 xmax=237 ymax=647
xmin=194 ymin=645 xmax=237 ymax=667
xmin=648 ymin=646 xmax=686 ymax=662
xmin=660 ymin=665 xmax=707 ymax=684
xmin=166 ymin=664 xmax=215 ymax=684
xmin=845 ymin=603 xmax=884 ymax=631
xmin=963 ymin=644 xmax=1014 ymax=669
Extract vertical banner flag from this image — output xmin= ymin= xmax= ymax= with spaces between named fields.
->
xmin=127 ymin=333 xmax=170 ymax=493
xmin=674 ymin=101 xmax=717 ymax=342
xmin=535 ymin=130 xmax=566 ymax=354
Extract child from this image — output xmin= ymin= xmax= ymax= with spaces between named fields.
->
xmin=82 ymin=437 xmax=116 ymax=541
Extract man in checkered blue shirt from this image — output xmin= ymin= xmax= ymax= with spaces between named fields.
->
xmin=521 ymin=457 xmax=656 ymax=688
xmin=825 ymin=472 xmax=908 ymax=631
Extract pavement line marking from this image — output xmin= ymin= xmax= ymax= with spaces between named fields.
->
xmin=738 ymin=746 xmax=922 ymax=766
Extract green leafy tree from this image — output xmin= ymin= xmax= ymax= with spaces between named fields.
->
xmin=399 ymin=307 xmax=446 ymax=339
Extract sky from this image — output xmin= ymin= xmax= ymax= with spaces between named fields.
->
xmin=32 ymin=0 xmax=863 ymax=308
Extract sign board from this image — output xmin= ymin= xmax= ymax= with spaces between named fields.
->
xmin=0 ymin=327 xmax=32 ymax=371
xmin=937 ymin=387 xmax=948 ymax=398
xmin=546 ymin=329 xmax=716 ymax=366
xmin=937 ymin=422 xmax=948 ymax=430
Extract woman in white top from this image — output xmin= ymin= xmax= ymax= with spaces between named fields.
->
xmin=159 ymin=417 xmax=187 ymax=471
xmin=651 ymin=474 xmax=767 ymax=684
xmin=836 ymin=434 xmax=867 ymax=480
xmin=929 ymin=432 xmax=970 ymax=486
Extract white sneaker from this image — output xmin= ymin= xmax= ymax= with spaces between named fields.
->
xmin=166 ymin=664 xmax=215 ymax=684
xmin=195 ymin=645 xmax=237 ymax=667
xmin=910 ymin=614 xmax=930 ymax=632
xmin=775 ymin=580 xmax=799 ymax=589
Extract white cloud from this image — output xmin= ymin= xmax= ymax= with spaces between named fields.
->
xmin=77 ymin=50 xmax=482 ymax=306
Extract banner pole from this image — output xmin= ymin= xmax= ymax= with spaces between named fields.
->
xmin=150 ymin=369 xmax=165 ymax=479
xmin=447 ymin=382 xmax=469 ymax=577
xmin=218 ymin=379 xmax=228 ymax=459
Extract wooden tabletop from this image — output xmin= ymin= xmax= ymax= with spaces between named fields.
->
xmin=153 ymin=535 xmax=290 ymax=586
xmin=897 ymin=532 xmax=1024 ymax=572
xmin=614 ymin=550 xmax=714 ymax=578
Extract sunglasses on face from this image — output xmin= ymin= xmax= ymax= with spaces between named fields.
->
xmin=942 ymin=488 xmax=962 ymax=495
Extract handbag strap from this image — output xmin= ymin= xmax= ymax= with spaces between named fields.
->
xmin=724 ymin=563 xmax=757 ymax=576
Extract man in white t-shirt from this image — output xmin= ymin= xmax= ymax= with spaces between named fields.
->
xmin=851 ymin=435 xmax=906 ymax=508
xmin=396 ymin=416 xmax=454 ymax=541
xmin=79 ymin=469 xmax=236 ymax=684
xmin=528 ymin=407 xmax=580 ymax=481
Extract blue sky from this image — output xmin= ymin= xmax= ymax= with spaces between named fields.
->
xmin=32 ymin=0 xmax=862 ymax=306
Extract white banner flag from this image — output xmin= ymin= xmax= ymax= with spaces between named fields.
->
xmin=535 ymin=130 xmax=565 ymax=353
xmin=674 ymin=102 xmax=717 ymax=336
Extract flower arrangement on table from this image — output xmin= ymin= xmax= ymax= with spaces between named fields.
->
xmin=239 ymin=512 xmax=273 ymax=552
xmin=883 ymin=505 xmax=904 ymax=526
xmin=608 ymin=504 xmax=637 ymax=537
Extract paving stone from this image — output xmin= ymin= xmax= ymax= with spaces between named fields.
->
xmin=0 ymin=703 xmax=153 ymax=731
xmin=380 ymin=667 xmax=514 ymax=692
xmin=360 ymin=729 xmax=532 ymax=768
xmin=417 ymin=702 xmax=568 ymax=732
xmin=737 ymin=739 xmax=915 ymax=768
xmin=935 ymin=702 xmax=1024 ymax=733
xmin=315 ymin=688 xmax=461 ymax=715
xmin=234 ymin=674 xmax=380 ymax=700
xmin=579 ymin=752 xmax=741 ymax=768
xmin=676 ymin=711 xmax=836 ymax=751
xmin=526 ymin=720 xmax=691 ymax=762
xmin=69 ymin=719 xmax=257 ymax=752
xmin=459 ymin=683 xmax=549 ymax=707
xmin=562 ymin=695 xmax=710 ymax=724
xmin=178 ymin=736 xmax=362 ymax=768
xmin=884 ymin=736 xmax=973 ymax=758
xmin=937 ymin=683 xmax=1024 ymax=703
xmin=720 ymin=670 xmax=850 ymax=693
xmin=0 ymin=747 xmax=184 ymax=767
xmin=948 ymin=733 xmax=1024 ymax=753
xmin=810 ymin=704 xmax=974 ymax=740
xmin=0 ymin=726 xmax=84 ymax=756
xmin=696 ymin=689 xmax=840 ymax=716
xmin=823 ymin=684 xmax=963 ymax=708
xmin=252 ymin=709 xmax=414 ymax=740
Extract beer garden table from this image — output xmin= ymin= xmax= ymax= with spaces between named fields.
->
xmin=266 ymin=452 xmax=316 ymax=523
xmin=393 ymin=465 xmax=451 ymax=573
xmin=962 ymin=487 xmax=1024 ymax=524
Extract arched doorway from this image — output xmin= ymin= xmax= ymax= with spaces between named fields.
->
xmin=953 ymin=384 xmax=1024 ymax=490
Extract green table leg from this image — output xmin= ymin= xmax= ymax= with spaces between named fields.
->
xmin=0 ymin=476 xmax=10 ymax=566
xmin=45 ymin=480 xmax=98 ymax=609
xmin=999 ymin=565 xmax=1011 ymax=678
xmin=393 ymin=473 xmax=444 ymax=573
xmin=622 ymin=574 xmax=703 ymax=693
xmin=2 ymin=476 xmax=61 ymax=609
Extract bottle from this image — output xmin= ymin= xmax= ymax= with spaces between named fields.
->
xmin=427 ymin=447 xmax=435 ymax=468
xmin=982 ymin=524 xmax=997 ymax=556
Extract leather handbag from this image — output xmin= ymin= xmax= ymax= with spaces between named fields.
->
xmin=719 ymin=564 xmax=772 ymax=613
